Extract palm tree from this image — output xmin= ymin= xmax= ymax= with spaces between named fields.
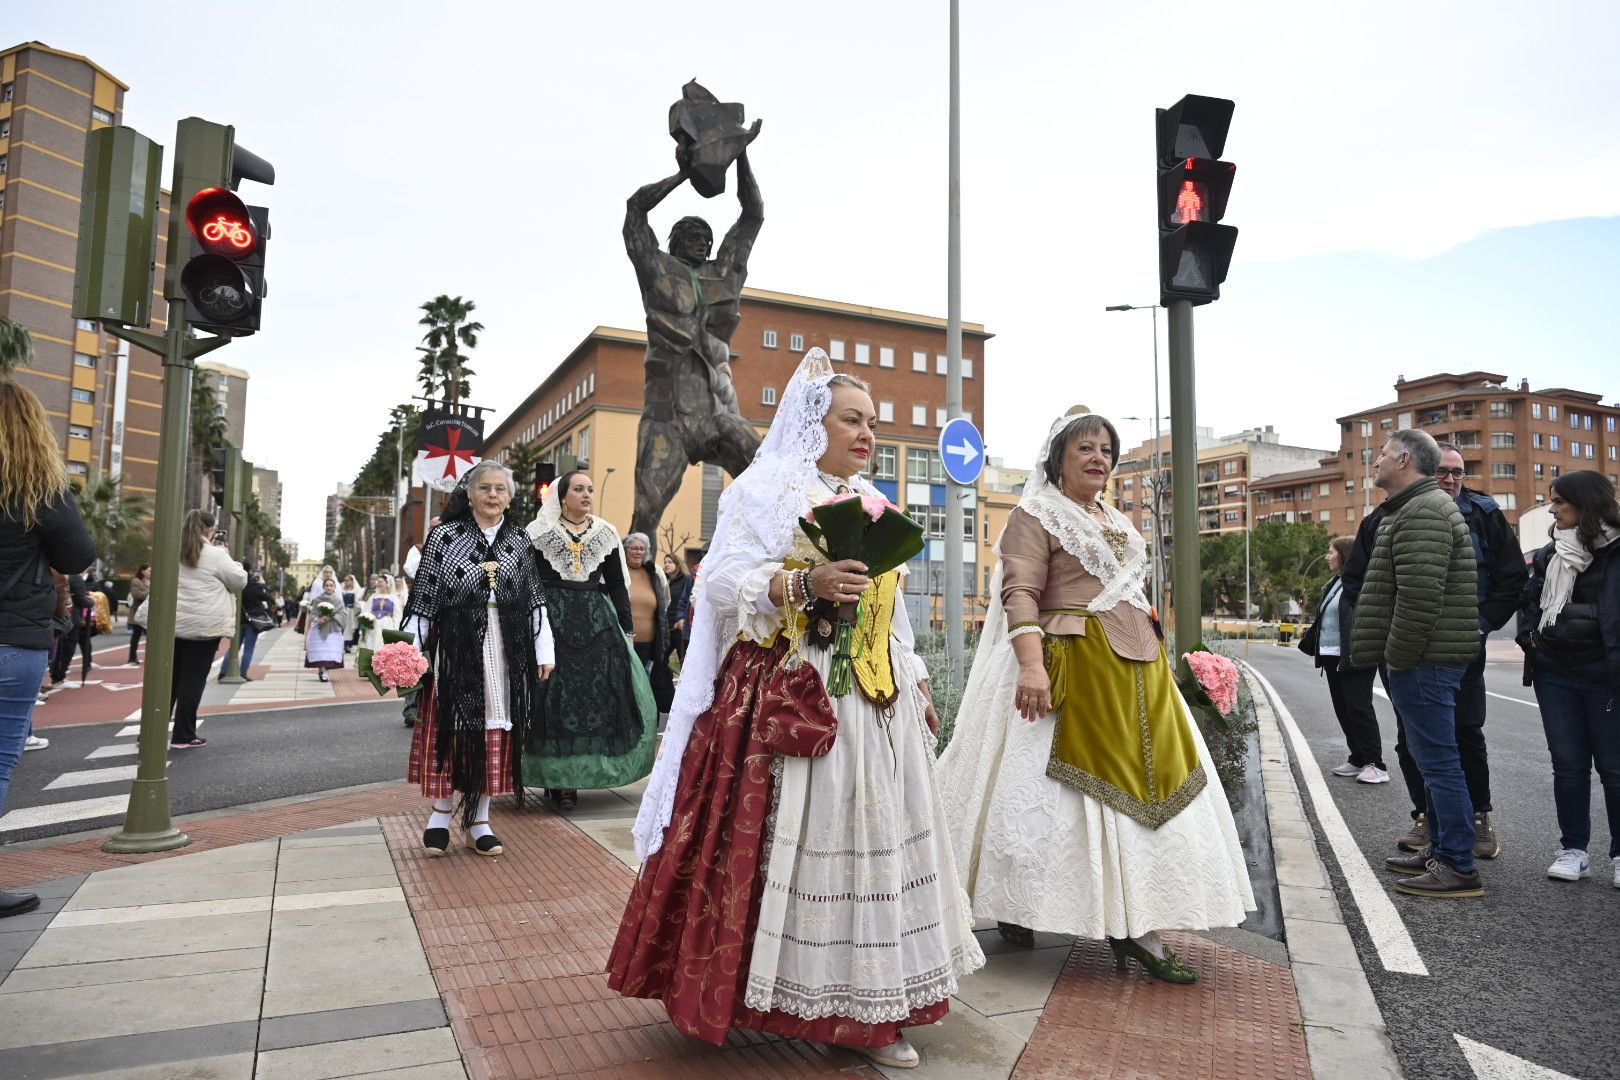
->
xmin=187 ymin=376 xmax=229 ymax=509
xmin=76 ymin=471 xmax=149 ymax=573
xmin=503 ymin=441 xmax=545 ymax=526
xmin=418 ymin=295 xmax=483 ymax=408
xmin=0 ymin=316 xmax=35 ymax=375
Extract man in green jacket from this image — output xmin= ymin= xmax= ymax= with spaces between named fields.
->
xmin=1349 ymin=428 xmax=1483 ymax=898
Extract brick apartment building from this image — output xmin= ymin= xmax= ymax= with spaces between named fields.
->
xmin=1250 ymin=372 xmax=1620 ymax=533
xmin=479 ymin=287 xmax=997 ymax=625
xmin=0 ymin=41 xmax=170 ymax=497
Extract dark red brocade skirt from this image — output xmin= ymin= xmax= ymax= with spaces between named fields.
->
xmin=405 ymin=685 xmax=513 ymax=799
xmin=606 ymin=638 xmax=949 ymax=1048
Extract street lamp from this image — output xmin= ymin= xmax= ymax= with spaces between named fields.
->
xmin=1106 ymin=303 xmax=1167 ymax=616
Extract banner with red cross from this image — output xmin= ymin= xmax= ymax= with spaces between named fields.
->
xmin=413 ymin=410 xmax=485 ymax=492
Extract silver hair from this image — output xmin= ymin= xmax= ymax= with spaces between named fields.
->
xmin=1388 ymin=429 xmax=1441 ymax=477
xmin=624 ymin=532 xmax=651 ymax=551
xmin=465 ymin=458 xmax=516 ymax=491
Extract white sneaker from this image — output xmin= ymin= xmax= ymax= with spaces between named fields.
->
xmin=858 ymin=1034 xmax=920 ymax=1069
xmin=1356 ymin=765 xmax=1391 ymax=784
xmin=1612 ymin=862 xmax=1619 ymax=890
xmin=1331 ymin=762 xmax=1362 ymax=777
xmin=24 ymin=735 xmax=48 ymax=751
xmin=1548 ymin=849 xmax=1590 ymax=881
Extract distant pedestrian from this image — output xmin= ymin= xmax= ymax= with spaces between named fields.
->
xmin=341 ymin=573 xmax=364 ymax=653
xmin=49 ymin=569 xmax=95 ymax=686
xmin=304 ymin=579 xmax=346 ymax=682
xmin=0 ymin=377 xmax=96 ymax=917
xmin=1350 ymin=428 xmax=1483 ymax=898
xmin=360 ymin=573 xmax=399 ymax=651
xmin=126 ymin=563 xmax=151 ymax=664
xmin=1518 ymin=470 xmax=1620 ymax=888
xmin=1307 ymin=535 xmax=1387 ymax=784
xmin=662 ymin=552 xmax=692 ymax=663
xmin=222 ymin=570 xmax=273 ymax=681
xmin=172 ymin=509 xmax=247 ymax=748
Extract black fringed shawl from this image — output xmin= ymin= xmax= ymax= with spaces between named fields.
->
xmin=402 ymin=514 xmax=545 ymax=823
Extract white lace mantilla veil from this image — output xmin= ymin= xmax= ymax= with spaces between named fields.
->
xmin=941 ymin=409 xmax=1153 ymax=884
xmin=524 ymin=469 xmax=629 ymax=584
xmin=632 ymin=348 xmax=884 ymax=861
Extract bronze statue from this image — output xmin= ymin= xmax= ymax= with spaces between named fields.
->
xmin=625 ymin=82 xmax=763 ymax=545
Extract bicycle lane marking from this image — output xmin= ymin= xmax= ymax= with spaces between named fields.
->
xmin=1245 ymin=662 xmax=1429 ymax=976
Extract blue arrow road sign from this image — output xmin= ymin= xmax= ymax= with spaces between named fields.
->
xmin=938 ymin=417 xmax=985 ymax=486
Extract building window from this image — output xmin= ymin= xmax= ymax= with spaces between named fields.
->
xmin=1489 ymin=401 xmax=1514 ymax=418
xmin=762 ymin=329 xmax=778 ymax=348
xmin=829 ymin=339 xmax=846 ymax=361
xmin=76 ymin=318 xmax=96 ymax=331
xmin=1548 ymin=405 xmax=1558 ymax=421
xmin=1532 ymin=402 xmax=1542 ymax=419
xmin=1534 ymin=463 xmax=1544 ymax=479
xmin=1551 ymin=435 xmax=1561 ymax=451
xmin=1571 ymin=412 xmax=1581 ymax=429
xmin=1495 ymin=492 xmax=1517 ymax=510
xmin=69 ymin=424 xmax=92 ymax=439
xmin=1380 ymin=417 xmax=1393 ymax=431
xmin=1300 ymin=487 xmax=1312 ymax=501
xmin=67 ymin=461 xmax=88 ymax=477
xmin=907 ymin=447 xmax=945 ymax=484
xmin=701 ymin=464 xmax=723 ymax=536
xmin=1491 ymin=463 xmax=1516 ymax=479
xmin=936 ymin=354 xmax=947 ymax=375
xmin=92 ymin=106 xmax=113 ymax=123
xmin=912 ymin=350 xmax=928 ymax=372
xmin=0 ymin=119 xmax=8 ymax=139
xmin=0 ymin=84 xmax=11 ymax=102
xmin=1587 ymin=443 xmax=1597 ymax=459
xmin=577 ymin=428 xmax=590 ymax=465
xmin=1551 ymin=465 xmax=1561 ymax=478
xmin=73 ymin=352 xmax=97 ymax=368
xmin=854 ymin=342 xmax=871 ymax=365
xmin=874 ymin=445 xmax=898 ymax=480
xmin=71 ymin=388 xmax=94 ymax=404
xmin=1223 ymin=459 xmax=1239 ymax=475
xmin=911 ymin=404 xmax=927 ymax=426
xmin=1610 ymin=446 xmax=1617 ymax=462
xmin=1533 ymin=432 xmax=1544 ymax=449
xmin=1318 ymin=482 xmax=1331 ymax=496
xmin=1490 ymin=432 xmax=1514 ymax=448
xmin=789 ymin=333 xmax=804 ymax=352
xmin=1319 ymin=510 xmax=1331 ymax=522
xmin=878 ymin=400 xmax=894 ymax=423
xmin=963 ymin=507 xmax=977 ymax=542
xmin=1608 ymin=417 xmax=1616 ymax=433
xmin=1585 ymin=415 xmax=1594 ymax=431
xmin=1572 ymin=442 xmax=1582 ymax=458
xmin=964 ymin=357 xmax=974 ymax=378
xmin=1226 ymin=510 xmax=1241 ymax=523
xmin=0 ymin=154 xmax=7 ymax=175
xmin=879 ymin=346 xmax=895 ymax=369
xmin=935 ymin=407 xmax=946 ymax=428
xmin=761 ymin=386 xmax=777 ymax=406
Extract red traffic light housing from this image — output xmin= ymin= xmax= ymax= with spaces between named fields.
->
xmin=186 ymin=187 xmax=258 ymax=258
xmin=1156 ymin=95 xmax=1238 ymax=306
xmin=181 ymin=189 xmax=269 ymax=336
xmin=535 ymin=462 xmax=557 ymax=505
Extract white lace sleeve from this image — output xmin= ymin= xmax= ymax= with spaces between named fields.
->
xmin=534 ymin=608 xmax=554 ymax=666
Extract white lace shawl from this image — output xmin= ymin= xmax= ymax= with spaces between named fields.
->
xmin=633 ymin=348 xmax=847 ymax=862
xmin=524 ymin=479 xmax=627 ymax=584
xmin=1018 ymin=413 xmax=1152 ymax=615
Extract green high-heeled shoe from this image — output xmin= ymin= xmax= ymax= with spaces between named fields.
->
xmin=1107 ymin=937 xmax=1198 ymax=984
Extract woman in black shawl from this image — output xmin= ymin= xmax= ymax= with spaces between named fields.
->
xmin=401 ymin=461 xmax=554 ymax=856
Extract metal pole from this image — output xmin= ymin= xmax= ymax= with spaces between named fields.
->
xmin=1244 ymin=485 xmax=1252 ymax=658
xmin=1151 ymin=304 xmax=1163 ymax=617
xmin=942 ymin=0 xmax=965 ymax=687
xmin=1167 ymin=300 xmax=1200 ymax=663
xmin=103 ymin=299 xmax=194 ymax=853
xmin=393 ymin=418 xmax=404 ymax=576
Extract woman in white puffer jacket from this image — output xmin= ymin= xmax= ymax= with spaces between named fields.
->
xmin=170 ymin=509 xmax=246 ymax=749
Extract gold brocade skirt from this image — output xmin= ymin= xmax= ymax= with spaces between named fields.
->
xmin=1043 ymin=623 xmax=1206 ymax=830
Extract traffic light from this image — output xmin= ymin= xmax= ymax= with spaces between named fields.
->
xmin=74 ymin=127 xmax=164 ymax=327
xmin=181 ymin=187 xmax=269 ymax=335
xmin=1156 ymin=95 xmax=1237 ymax=306
xmin=535 ymin=462 xmax=556 ymax=506
xmin=210 ymin=447 xmax=228 ymax=507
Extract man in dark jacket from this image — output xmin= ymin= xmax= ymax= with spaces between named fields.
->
xmin=1349 ymin=429 xmax=1483 ymax=898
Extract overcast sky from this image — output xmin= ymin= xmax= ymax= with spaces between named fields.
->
xmin=23 ymin=1 xmax=1620 ymax=552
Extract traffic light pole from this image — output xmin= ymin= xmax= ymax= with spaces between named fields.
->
xmin=1166 ymin=300 xmax=1201 ymax=665
xmin=102 ymin=302 xmax=228 ymax=853
xmin=942 ymin=0 xmax=965 ymax=687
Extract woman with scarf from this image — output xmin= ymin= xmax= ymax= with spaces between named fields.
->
xmin=609 ymin=350 xmax=983 ymax=1071
xmin=940 ymin=407 xmax=1252 ymax=984
xmin=303 ymin=578 xmax=347 ymax=682
xmin=522 ymin=471 xmax=656 ymax=813
xmin=1518 ymin=470 xmax=1620 ymax=887
xmin=361 ymin=573 xmax=400 ymax=652
xmin=402 ymin=461 xmax=553 ymax=856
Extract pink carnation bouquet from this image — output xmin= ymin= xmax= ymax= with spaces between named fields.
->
xmin=1181 ymin=648 xmax=1240 ymax=720
xmin=357 ymin=631 xmax=429 ymax=698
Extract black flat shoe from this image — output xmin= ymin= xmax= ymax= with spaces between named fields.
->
xmin=465 ymin=821 xmax=503 ymax=856
xmin=0 ymin=890 xmax=41 ymax=919
xmin=422 ymin=827 xmax=450 ymax=857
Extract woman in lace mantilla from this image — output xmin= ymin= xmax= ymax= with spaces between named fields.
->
xmin=401 ymin=462 xmax=554 ymax=857
xmin=940 ymin=410 xmax=1253 ymax=983
xmin=608 ymin=351 xmax=983 ymax=1069
xmin=521 ymin=470 xmax=657 ymax=811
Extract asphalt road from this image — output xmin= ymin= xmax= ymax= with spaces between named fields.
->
xmin=1245 ymin=644 xmax=1619 ymax=1080
xmin=2 ymin=699 xmax=410 ymax=845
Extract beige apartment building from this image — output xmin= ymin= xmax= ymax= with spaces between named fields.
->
xmin=479 ymin=287 xmax=996 ymax=627
xmin=0 ymin=41 xmax=170 ymax=497
xmin=1251 ymin=372 xmax=1620 ymax=532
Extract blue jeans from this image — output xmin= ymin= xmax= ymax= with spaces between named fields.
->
xmin=1386 ymin=664 xmax=1476 ymax=872
xmin=0 ymin=645 xmax=50 ymax=814
xmin=1532 ymin=654 xmax=1620 ymax=858
xmin=221 ymin=625 xmax=261 ymax=678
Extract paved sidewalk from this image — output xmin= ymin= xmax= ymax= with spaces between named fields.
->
xmin=0 ymin=767 xmax=1315 ymax=1079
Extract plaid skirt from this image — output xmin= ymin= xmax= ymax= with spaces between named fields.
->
xmin=406 ymin=686 xmax=514 ymax=799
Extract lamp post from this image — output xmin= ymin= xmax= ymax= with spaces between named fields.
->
xmin=1106 ymin=304 xmax=1166 ymax=616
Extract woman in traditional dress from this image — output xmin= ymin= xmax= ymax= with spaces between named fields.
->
xmin=304 ymin=577 xmax=347 ymax=682
xmin=361 ymin=573 xmax=400 ymax=652
xmin=401 ymin=461 xmax=553 ymax=856
xmin=609 ymin=350 xmax=983 ymax=1071
xmin=522 ymin=471 xmax=656 ymax=813
xmin=940 ymin=408 xmax=1253 ymax=983
xmin=340 ymin=573 xmax=364 ymax=653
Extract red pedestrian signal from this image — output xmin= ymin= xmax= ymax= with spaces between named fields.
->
xmin=180 ymin=188 xmax=270 ymax=336
xmin=186 ymin=188 xmax=258 ymax=257
xmin=1155 ymin=96 xmax=1238 ymax=306
xmin=535 ymin=462 xmax=557 ymax=505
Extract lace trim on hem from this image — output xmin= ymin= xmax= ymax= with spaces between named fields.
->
xmin=1043 ymin=752 xmax=1209 ymax=831
xmin=741 ymin=949 xmax=973 ymax=1023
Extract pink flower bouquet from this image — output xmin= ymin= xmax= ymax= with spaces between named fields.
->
xmin=356 ymin=631 xmax=429 ymax=698
xmin=1183 ymin=650 xmax=1239 ymax=717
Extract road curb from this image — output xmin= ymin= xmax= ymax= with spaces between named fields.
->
xmin=1243 ymin=662 xmax=1406 ymax=1080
